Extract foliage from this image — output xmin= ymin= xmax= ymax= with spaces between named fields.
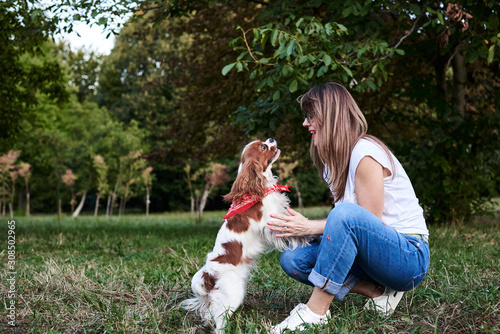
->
xmin=0 ymin=1 xmax=68 ymax=150
xmin=193 ymin=162 xmax=230 ymax=216
xmin=0 ymin=150 xmax=21 ymax=216
xmin=115 ymin=151 xmax=150 ymax=215
xmin=61 ymin=168 xmax=77 ymax=212
xmin=56 ymin=42 xmax=103 ymax=103
xmin=93 ymin=155 xmax=109 ymax=198
xmin=7 ymin=41 xmax=149 ymax=214
xmin=220 ymin=0 xmax=500 ymax=223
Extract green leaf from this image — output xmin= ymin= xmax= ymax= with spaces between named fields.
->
xmin=323 ymin=54 xmax=332 ymax=66
xmin=273 ymin=90 xmax=281 ymax=101
xmin=267 ymin=77 xmax=274 ymax=88
xmin=221 ymin=63 xmax=236 ymax=76
xmin=487 ymin=45 xmax=495 ymax=64
xmin=336 ymin=23 xmax=348 ymax=33
xmin=286 ymin=40 xmax=295 ymax=56
xmin=395 ymin=48 xmax=405 ymax=56
xmin=298 ymin=55 xmax=309 ymax=64
xmin=410 ymin=4 xmax=421 ymax=16
xmin=271 ymin=30 xmax=279 ymax=46
xmin=289 ymin=79 xmax=298 ymax=92
xmin=342 ymin=6 xmax=352 ymax=17
xmin=341 ymin=64 xmax=353 ymax=77
xmin=427 ymin=7 xmax=444 ymax=25
xmin=317 ymin=65 xmax=328 ymax=77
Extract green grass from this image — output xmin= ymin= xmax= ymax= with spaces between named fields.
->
xmin=0 ymin=208 xmax=498 ymax=333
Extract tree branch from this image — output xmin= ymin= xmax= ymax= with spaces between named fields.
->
xmin=393 ymin=2 xmax=429 ymax=49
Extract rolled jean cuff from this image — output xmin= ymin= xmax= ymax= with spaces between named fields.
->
xmin=308 ymin=270 xmax=361 ymax=301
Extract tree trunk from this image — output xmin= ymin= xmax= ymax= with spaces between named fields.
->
xmin=452 ymin=49 xmax=466 ymax=116
xmin=72 ymin=190 xmax=87 ymax=217
xmin=58 ymin=198 xmax=62 ymax=225
xmin=199 ymin=183 xmax=212 ymax=216
xmin=70 ymin=194 xmax=75 ymax=214
xmin=94 ymin=193 xmax=100 ymax=217
xmin=106 ymin=195 xmax=111 ymax=216
xmin=26 ymin=182 xmax=30 ymax=217
xmin=122 ymin=196 xmax=128 ymax=216
xmin=8 ymin=202 xmax=13 ymax=220
xmin=18 ymin=191 xmax=24 ymax=214
xmin=145 ymin=191 xmax=150 ymax=216
xmin=110 ymin=181 xmax=119 ymax=216
xmin=292 ymin=177 xmax=304 ymax=210
xmin=118 ymin=196 xmax=124 ymax=217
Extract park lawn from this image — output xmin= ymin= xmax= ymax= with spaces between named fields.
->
xmin=0 ymin=208 xmax=498 ymax=333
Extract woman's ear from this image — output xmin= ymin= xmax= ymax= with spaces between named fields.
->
xmin=223 ymin=159 xmax=266 ymax=203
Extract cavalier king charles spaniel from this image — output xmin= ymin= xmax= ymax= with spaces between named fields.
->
xmin=181 ymin=138 xmax=310 ymax=333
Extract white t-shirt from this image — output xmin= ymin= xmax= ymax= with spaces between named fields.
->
xmin=329 ymin=138 xmax=428 ymax=236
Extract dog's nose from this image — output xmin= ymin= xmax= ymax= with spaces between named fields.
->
xmin=267 ymin=138 xmax=275 ymax=143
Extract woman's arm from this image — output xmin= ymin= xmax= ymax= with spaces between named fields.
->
xmin=269 ymin=207 xmax=327 ymax=237
xmin=354 ymin=156 xmax=390 ymax=219
xmin=269 ymin=156 xmax=389 ymax=237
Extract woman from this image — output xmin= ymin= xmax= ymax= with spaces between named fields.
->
xmin=268 ymin=82 xmax=430 ymax=333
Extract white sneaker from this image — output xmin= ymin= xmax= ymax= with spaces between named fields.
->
xmin=364 ymin=287 xmax=404 ymax=316
xmin=271 ymin=303 xmax=330 ymax=333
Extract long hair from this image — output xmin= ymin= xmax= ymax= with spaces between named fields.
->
xmin=300 ymin=82 xmax=394 ymax=202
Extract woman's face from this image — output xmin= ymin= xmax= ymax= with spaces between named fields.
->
xmin=302 ymin=116 xmax=318 ymax=146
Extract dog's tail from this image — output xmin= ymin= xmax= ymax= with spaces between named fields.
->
xmin=179 ymin=269 xmax=211 ymax=320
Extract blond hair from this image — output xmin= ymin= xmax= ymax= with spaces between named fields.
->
xmin=300 ymin=82 xmax=394 ymax=202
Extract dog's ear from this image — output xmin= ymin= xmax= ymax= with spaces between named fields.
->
xmin=223 ymin=159 xmax=266 ymax=203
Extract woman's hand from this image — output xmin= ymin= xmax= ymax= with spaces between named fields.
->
xmin=268 ymin=207 xmax=326 ymax=238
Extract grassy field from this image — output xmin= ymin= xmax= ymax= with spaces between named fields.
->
xmin=0 ymin=207 xmax=499 ymax=333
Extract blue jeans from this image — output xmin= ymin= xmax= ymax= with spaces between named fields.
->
xmin=280 ymin=203 xmax=430 ymax=300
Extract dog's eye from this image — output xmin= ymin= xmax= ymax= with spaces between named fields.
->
xmin=261 ymin=145 xmax=266 ymax=151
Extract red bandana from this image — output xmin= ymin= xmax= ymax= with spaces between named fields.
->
xmin=224 ymin=184 xmax=291 ymax=219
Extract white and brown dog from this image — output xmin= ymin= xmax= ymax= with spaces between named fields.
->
xmin=181 ymin=138 xmax=310 ymax=333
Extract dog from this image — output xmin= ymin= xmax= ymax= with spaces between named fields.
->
xmin=180 ymin=138 xmax=310 ymax=333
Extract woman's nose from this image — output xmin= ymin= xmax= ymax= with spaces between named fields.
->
xmin=302 ymin=118 xmax=310 ymax=127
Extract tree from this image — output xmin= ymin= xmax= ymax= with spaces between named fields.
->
xmin=0 ymin=1 xmax=68 ymax=150
xmin=192 ymin=162 xmax=230 ymax=219
xmin=115 ymin=151 xmax=149 ymax=216
xmin=17 ymin=162 xmax=32 ymax=216
xmin=277 ymin=160 xmax=303 ymax=209
xmin=61 ymin=168 xmax=77 ymax=214
xmin=140 ymin=166 xmax=153 ymax=216
xmin=93 ymin=155 xmax=109 ymax=217
xmin=0 ymin=151 xmax=20 ymax=218
xmin=56 ymin=42 xmax=103 ymax=103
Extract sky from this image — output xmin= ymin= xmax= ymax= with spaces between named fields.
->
xmin=55 ymin=21 xmax=116 ymax=55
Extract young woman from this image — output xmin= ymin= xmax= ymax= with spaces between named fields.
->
xmin=268 ymin=82 xmax=430 ymax=333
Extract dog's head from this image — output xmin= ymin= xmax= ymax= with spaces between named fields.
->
xmin=223 ymin=138 xmax=281 ymax=203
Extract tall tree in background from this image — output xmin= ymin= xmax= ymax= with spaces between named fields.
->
xmin=56 ymin=43 xmax=103 ymax=103
xmin=18 ymin=162 xmax=32 ymax=216
xmin=93 ymin=155 xmax=109 ymax=217
xmin=0 ymin=1 xmax=68 ymax=150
